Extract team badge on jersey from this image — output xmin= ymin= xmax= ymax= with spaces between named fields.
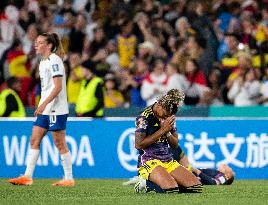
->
xmin=136 ymin=117 xmax=148 ymax=130
xmin=52 ymin=64 xmax=59 ymax=72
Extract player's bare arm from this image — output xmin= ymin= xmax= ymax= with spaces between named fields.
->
xmin=135 ymin=116 xmax=175 ymax=149
xmin=160 ymin=115 xmax=178 ymax=148
xmin=167 ymin=131 xmax=179 ymax=149
xmin=135 ymin=128 xmax=167 ymax=149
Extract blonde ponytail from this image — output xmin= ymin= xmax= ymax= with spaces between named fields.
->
xmin=50 ymin=33 xmax=65 ymax=58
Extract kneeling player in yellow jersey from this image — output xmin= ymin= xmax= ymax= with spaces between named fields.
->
xmin=125 ymin=143 xmax=234 ymax=193
xmin=134 ymin=89 xmax=202 ymax=193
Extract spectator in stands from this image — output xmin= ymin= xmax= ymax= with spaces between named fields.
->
xmin=105 ymin=39 xmax=120 ymax=74
xmin=88 ymin=26 xmax=107 ymax=58
xmin=150 ymin=14 xmax=174 ymax=54
xmin=163 ymin=0 xmax=185 ymax=25
xmin=185 ymin=34 xmax=212 ymax=77
xmin=136 ymin=15 xmax=167 ymax=59
xmin=0 ymin=5 xmax=24 ymax=58
xmin=255 ymin=4 xmax=268 ymax=44
xmin=187 ymin=0 xmax=219 ymax=65
xmin=116 ymin=19 xmax=137 ymax=69
xmin=257 ymin=66 xmax=268 ymax=106
xmin=75 ymin=60 xmax=104 ymax=117
xmin=40 ymin=18 xmax=53 ymax=34
xmin=226 ymin=52 xmax=254 ymax=89
xmin=68 ymin=13 xmax=87 ymax=54
xmin=175 ymin=16 xmax=195 ymax=39
xmin=170 ymin=38 xmax=189 ymax=74
xmin=141 ymin=58 xmax=167 ymax=106
xmin=165 ymin=62 xmax=188 ymax=93
xmin=67 ymin=52 xmax=83 ymax=104
xmin=184 ymin=58 xmax=209 ymax=105
xmin=0 ymin=77 xmax=25 ymax=117
xmin=22 ymin=23 xmax=39 ymax=56
xmin=217 ymin=1 xmax=241 ymax=34
xmin=240 ymin=16 xmax=258 ymax=51
xmin=104 ymin=73 xmax=124 ymax=108
xmin=201 ymin=67 xmax=224 ymax=105
xmin=141 ymin=0 xmax=161 ymax=17
xmin=228 ymin=68 xmax=261 ymax=106
xmin=21 ymin=23 xmax=39 ymax=69
xmin=220 ymin=33 xmax=245 ymax=89
xmin=137 ymin=41 xmax=156 ymax=70
xmin=52 ymin=0 xmax=74 ymax=40
xmin=38 ymin=5 xmax=54 ymax=33
xmin=7 ymin=39 xmax=31 ymax=78
xmin=6 ymin=39 xmax=33 ymax=105
xmin=91 ymin=48 xmax=110 ymax=78
xmin=167 ymin=35 xmax=178 ymax=58
xmin=124 ymin=59 xmax=148 ymax=108
xmin=18 ymin=6 xmax=36 ymax=32
xmin=219 ymin=32 xmax=240 ymax=66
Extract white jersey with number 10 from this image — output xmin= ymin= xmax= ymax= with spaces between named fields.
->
xmin=38 ymin=53 xmax=69 ymax=115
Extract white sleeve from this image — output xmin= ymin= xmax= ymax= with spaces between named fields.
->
xmin=196 ymin=84 xmax=210 ymax=97
xmin=227 ymin=81 xmax=241 ymax=101
xmin=247 ymin=81 xmax=260 ymax=98
xmin=141 ymin=80 xmax=155 ymax=101
xmin=50 ymin=55 xmax=64 ymax=77
xmin=158 ymin=83 xmax=167 ymax=93
xmin=166 ymin=76 xmax=177 ymax=91
xmin=166 ymin=75 xmax=188 ymax=92
xmin=260 ymin=82 xmax=268 ymax=97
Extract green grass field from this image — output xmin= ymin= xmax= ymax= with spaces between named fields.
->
xmin=0 ymin=179 xmax=267 ymax=205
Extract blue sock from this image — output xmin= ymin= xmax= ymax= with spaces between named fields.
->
xmin=146 ymin=180 xmax=181 ymax=193
xmin=199 ymin=172 xmax=217 ymax=185
xmin=163 ymin=187 xmax=180 ymax=193
xmin=146 ymin=180 xmax=165 ymax=193
xmin=179 ymin=184 xmax=203 ymax=193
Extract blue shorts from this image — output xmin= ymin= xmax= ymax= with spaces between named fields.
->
xmin=33 ymin=114 xmax=68 ymax=131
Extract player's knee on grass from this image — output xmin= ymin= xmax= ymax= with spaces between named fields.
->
xmin=149 ymin=167 xmax=178 ymax=190
xmin=149 ymin=173 xmax=178 ymax=189
xmin=171 ymin=165 xmax=201 ymax=187
xmin=159 ymin=177 xmax=178 ymax=189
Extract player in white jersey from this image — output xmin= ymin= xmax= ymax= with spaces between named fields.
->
xmin=8 ymin=33 xmax=75 ymax=186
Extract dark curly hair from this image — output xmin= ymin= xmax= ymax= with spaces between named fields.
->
xmin=157 ymin=89 xmax=185 ymax=115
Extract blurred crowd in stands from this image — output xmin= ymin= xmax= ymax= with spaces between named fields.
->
xmin=1 ymin=0 xmax=268 ymax=117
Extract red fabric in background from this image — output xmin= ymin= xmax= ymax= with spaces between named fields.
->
xmin=186 ymin=70 xmax=207 ymax=86
xmin=19 ymin=77 xmax=33 ymax=106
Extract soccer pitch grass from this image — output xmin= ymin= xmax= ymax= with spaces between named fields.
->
xmin=0 ymin=179 xmax=267 ymax=205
